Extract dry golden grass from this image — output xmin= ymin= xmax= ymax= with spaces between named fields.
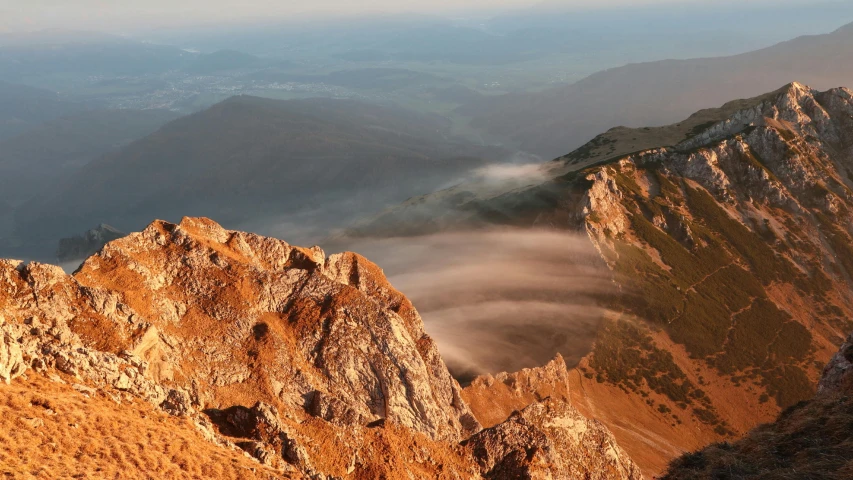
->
xmin=0 ymin=375 xmax=287 ymax=480
xmin=662 ymin=385 xmax=853 ymax=480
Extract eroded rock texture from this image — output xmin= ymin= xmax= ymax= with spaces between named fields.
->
xmin=0 ymin=217 xmax=640 ymax=479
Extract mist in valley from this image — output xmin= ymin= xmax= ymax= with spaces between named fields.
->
xmin=335 ymin=229 xmax=616 ymax=381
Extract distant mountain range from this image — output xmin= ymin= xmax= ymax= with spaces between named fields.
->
xmin=14 ymin=95 xmax=506 ymax=252
xmin=0 ymin=81 xmax=87 ymax=140
xmin=462 ymin=22 xmax=853 ymax=158
xmin=0 ymin=34 xmax=192 ymax=81
xmin=0 ymin=108 xmax=178 ymax=208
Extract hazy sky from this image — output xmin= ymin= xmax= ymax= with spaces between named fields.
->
xmin=1 ymin=0 xmax=707 ymax=32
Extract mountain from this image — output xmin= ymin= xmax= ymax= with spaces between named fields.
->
xmin=349 ymin=82 xmax=853 ymax=475
xmin=0 ymin=34 xmax=193 ymax=81
xmin=0 ymin=217 xmax=641 ymax=479
xmin=0 ymin=109 xmax=178 ymax=207
xmin=55 ymin=224 xmax=125 ymax=263
xmin=663 ymin=329 xmax=853 ymax=479
xmin=0 ymin=81 xmax=87 ymax=140
xmin=462 ymin=22 xmax=853 ymax=159
xmin=14 ymin=95 xmax=506 ymax=254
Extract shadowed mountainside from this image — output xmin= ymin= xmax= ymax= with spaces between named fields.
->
xmin=0 ymin=108 xmax=178 ymax=208
xmin=0 ymin=81 xmax=87 ymax=141
xmin=14 ymin=95 xmax=507 ymax=254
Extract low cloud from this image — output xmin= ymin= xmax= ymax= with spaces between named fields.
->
xmin=336 ymin=229 xmax=615 ymax=382
xmin=469 ymin=163 xmax=551 ymax=183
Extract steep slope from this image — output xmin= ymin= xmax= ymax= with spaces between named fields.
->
xmin=351 ymin=82 xmax=853 ymax=475
xmin=0 ymin=375 xmax=287 ymax=480
xmin=15 ymin=96 xmax=505 ymax=251
xmin=662 ymin=330 xmax=853 ymax=479
xmin=462 ymin=22 xmax=853 ymax=158
xmin=0 ymin=108 xmax=178 ymax=207
xmin=0 ymin=217 xmax=641 ymax=479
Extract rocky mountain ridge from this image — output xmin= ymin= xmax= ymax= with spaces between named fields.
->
xmin=347 ymin=81 xmax=853 ymax=475
xmin=460 ymin=22 xmax=853 ymax=159
xmin=56 ymin=223 xmax=126 ymax=262
xmin=0 ymin=217 xmax=641 ymax=479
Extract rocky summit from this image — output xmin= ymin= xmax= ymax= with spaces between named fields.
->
xmin=0 ymin=217 xmax=641 ymax=479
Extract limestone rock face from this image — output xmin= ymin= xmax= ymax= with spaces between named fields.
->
xmin=67 ymin=217 xmax=477 ymax=442
xmin=463 ymin=354 xmax=571 ymax=428
xmin=462 ymin=356 xmax=643 ymax=479
xmin=466 ymin=397 xmax=643 ymax=480
xmin=0 ymin=260 xmax=170 ymax=403
xmin=0 ymin=328 xmax=25 ymax=384
xmin=0 ymin=217 xmax=647 ymax=478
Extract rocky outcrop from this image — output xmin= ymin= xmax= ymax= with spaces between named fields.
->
xmin=818 ymin=331 xmax=853 ymax=393
xmin=467 ymin=397 xmax=643 ymax=480
xmin=463 ymin=354 xmax=571 ymax=428
xmin=65 ymin=217 xmax=477 ymax=442
xmin=463 ymin=355 xmax=642 ymax=479
xmin=0 ymin=217 xmax=642 ymax=479
xmin=0 ymin=325 xmax=25 ymax=384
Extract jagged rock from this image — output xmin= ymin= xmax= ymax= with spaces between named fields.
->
xmin=466 ymin=397 xmax=643 ymax=480
xmin=0 ymin=217 xmax=647 ymax=479
xmin=308 ymin=390 xmax=370 ymax=426
xmin=818 ymin=331 xmax=853 ymax=394
xmin=68 ymin=217 xmax=478 ymax=442
xmin=160 ymin=388 xmax=192 ymax=416
xmin=464 ymin=354 xmax=571 ymax=428
xmin=0 ymin=330 xmax=25 ymax=384
xmin=236 ymin=441 xmax=277 ymax=467
xmin=113 ymin=372 xmax=131 ymax=390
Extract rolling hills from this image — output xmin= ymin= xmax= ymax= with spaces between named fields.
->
xmin=0 ymin=108 xmax=178 ymax=208
xmin=14 ymin=95 xmax=506 ymax=255
xmin=0 ymin=81 xmax=87 ymax=141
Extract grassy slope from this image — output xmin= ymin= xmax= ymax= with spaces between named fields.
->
xmin=662 ymin=383 xmax=853 ymax=479
xmin=0 ymin=375 xmax=286 ymax=479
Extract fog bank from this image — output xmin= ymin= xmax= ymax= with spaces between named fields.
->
xmin=338 ymin=229 xmax=615 ymax=382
